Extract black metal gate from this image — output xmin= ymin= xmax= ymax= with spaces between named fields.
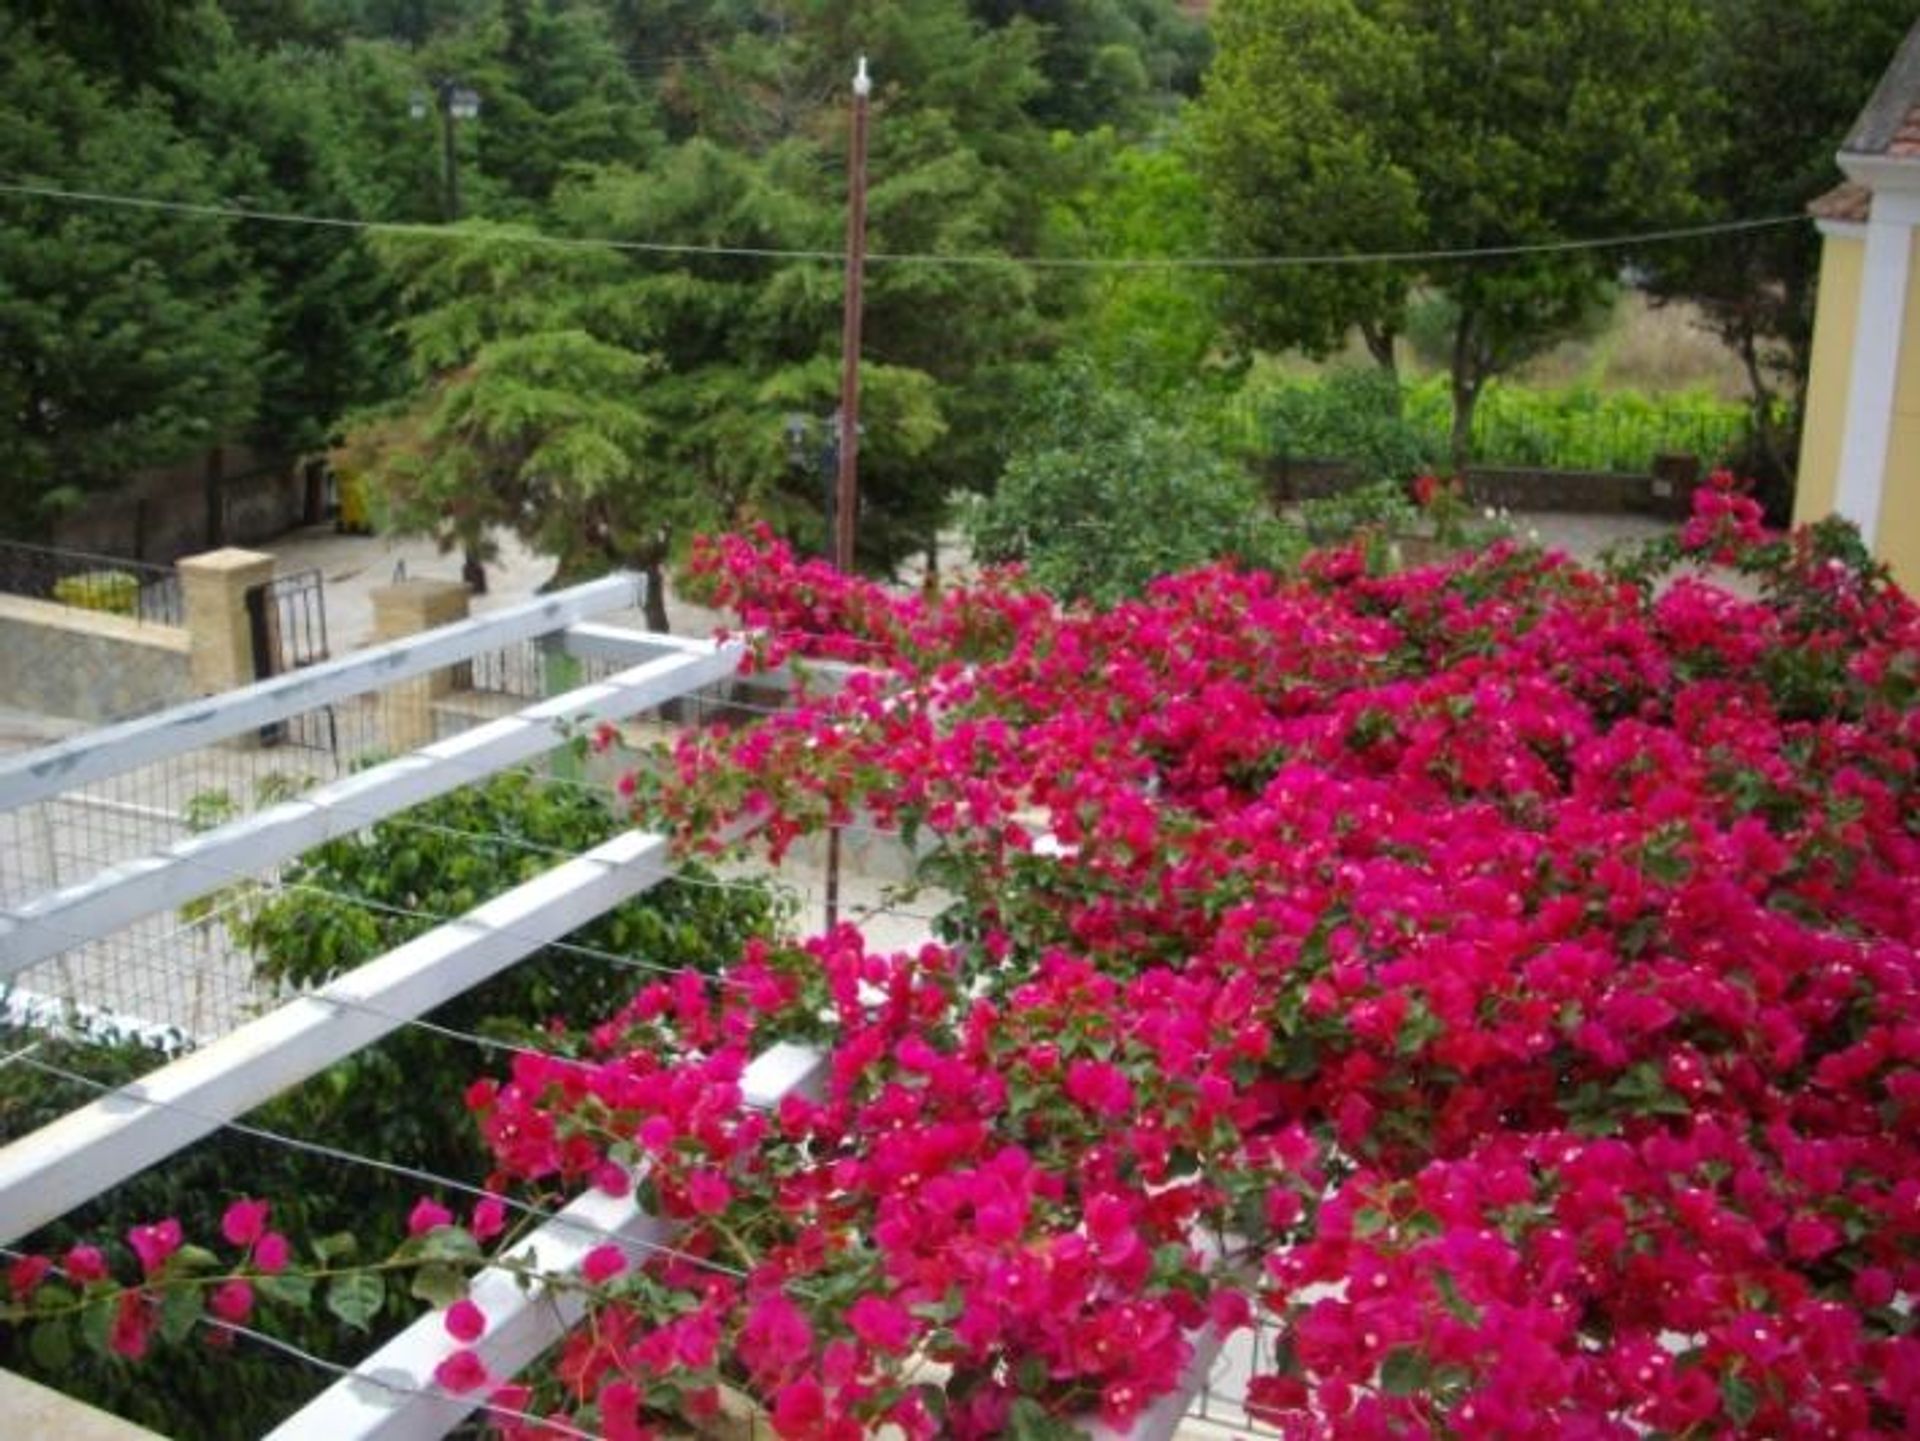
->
xmin=245 ymin=568 xmax=333 ymax=750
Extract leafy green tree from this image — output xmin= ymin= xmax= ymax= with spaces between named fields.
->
xmin=1190 ymin=0 xmax=1420 ymax=375
xmin=171 ymin=40 xmax=415 ymax=457
xmin=1045 ymin=127 xmax=1225 ymax=395
xmin=338 ymin=225 xmax=692 ymax=622
xmin=1194 ymin=0 xmax=1703 ymax=472
xmin=553 ymin=144 xmax=952 ymax=572
xmin=968 ymin=358 xmax=1298 ymax=604
xmin=1643 ymin=0 xmax=1915 ymax=500
xmin=967 ymin=0 xmax=1211 ymax=133
xmin=2 ymin=0 xmax=228 ymax=90
xmin=410 ymin=0 xmax=661 ymax=213
xmin=0 ymin=18 xmax=265 ymax=533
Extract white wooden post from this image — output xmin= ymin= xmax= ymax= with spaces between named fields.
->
xmin=0 ymin=831 xmax=675 ymax=1245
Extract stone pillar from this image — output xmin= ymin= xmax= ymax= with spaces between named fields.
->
xmin=371 ymin=578 xmax=471 ymax=750
xmin=178 ymin=548 xmax=275 ymax=696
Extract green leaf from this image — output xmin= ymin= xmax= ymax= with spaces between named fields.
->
xmin=158 ymin=1284 xmax=204 ymax=1344
xmin=78 ymin=1296 xmax=115 ymax=1358
xmin=1006 ymin=1397 xmax=1079 ymax=1441
xmin=311 ymin=1232 xmax=359 ymax=1265
xmin=256 ymin=1273 xmax=315 ymax=1309
xmin=1433 ymin=1268 xmax=1482 ymax=1325
xmin=1721 ymin=1371 xmax=1759 ymax=1426
xmin=410 ymin=1262 xmax=467 ymax=1309
xmin=326 ymin=1272 xmax=386 ymax=1332
xmin=29 ymin=1320 xmax=72 ymax=1370
xmin=1380 ymin=1347 xmax=1430 ymax=1397
xmin=419 ymin=1227 xmax=483 ymax=1264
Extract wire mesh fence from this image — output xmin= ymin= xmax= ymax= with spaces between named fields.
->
xmin=0 ymin=617 xmax=866 ymax=1038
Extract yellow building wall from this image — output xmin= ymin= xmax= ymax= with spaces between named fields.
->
xmin=1879 ymin=413 xmax=1920 ymax=588
xmin=1795 ymin=231 xmax=1863 ymax=528
xmin=1876 ymin=232 xmax=1920 ymax=592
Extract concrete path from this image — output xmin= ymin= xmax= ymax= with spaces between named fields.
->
xmin=266 ymin=510 xmax=1681 ymax=655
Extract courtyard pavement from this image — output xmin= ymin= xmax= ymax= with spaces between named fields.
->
xmin=265 ymin=508 xmax=1678 ymax=654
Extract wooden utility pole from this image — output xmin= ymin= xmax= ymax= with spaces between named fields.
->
xmin=826 ymin=55 xmax=871 ymax=932
xmin=833 ymin=56 xmax=871 ymax=574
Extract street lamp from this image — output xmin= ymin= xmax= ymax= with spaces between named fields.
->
xmin=411 ymin=79 xmax=490 ymax=593
xmin=784 ymin=411 xmax=863 ymax=560
xmin=784 ymin=411 xmax=843 ymax=557
xmin=409 ymin=81 xmax=481 ymax=223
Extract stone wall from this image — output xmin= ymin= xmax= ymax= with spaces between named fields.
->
xmin=0 ymin=595 xmax=192 ymax=723
xmin=1264 ymin=455 xmax=1701 ymax=519
xmin=48 ymin=446 xmax=316 ymax=563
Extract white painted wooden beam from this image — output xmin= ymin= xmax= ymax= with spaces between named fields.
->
xmin=0 ymin=575 xmax=643 ymax=815
xmin=558 ymin=622 xmax=862 ymax=697
xmin=556 ymin=621 xmax=724 ymax=667
xmin=267 ymin=1043 xmax=827 ymax=1441
xmin=0 ymin=831 xmax=674 ymax=1245
xmin=0 ymin=643 xmax=741 ymax=974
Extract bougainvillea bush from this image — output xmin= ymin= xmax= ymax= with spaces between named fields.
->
xmin=10 ymin=478 xmax=1920 ymax=1438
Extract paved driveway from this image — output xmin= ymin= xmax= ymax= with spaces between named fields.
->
xmin=264 ymin=509 xmax=1680 ymax=654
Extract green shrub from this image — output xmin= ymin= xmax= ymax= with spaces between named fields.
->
xmin=1239 ymin=372 xmax=1758 ymax=475
xmin=970 ymin=360 xmax=1299 ymax=604
xmin=50 ymin=570 xmax=139 ymax=616
xmin=1251 ymin=367 xmax=1436 ymax=483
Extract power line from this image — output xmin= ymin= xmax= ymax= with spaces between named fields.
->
xmin=0 ymin=177 xmax=1807 ymax=272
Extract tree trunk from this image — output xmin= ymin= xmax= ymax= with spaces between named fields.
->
xmin=1449 ymin=312 xmax=1484 ymax=478
xmin=1360 ymin=322 xmax=1400 ymax=383
xmin=642 ymin=556 xmax=671 ymax=634
xmin=1736 ymin=326 xmax=1790 ymax=481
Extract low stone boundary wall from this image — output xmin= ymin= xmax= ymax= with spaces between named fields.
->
xmin=0 ymin=594 xmax=192 ymax=724
xmin=1264 ymin=455 xmax=1700 ymax=518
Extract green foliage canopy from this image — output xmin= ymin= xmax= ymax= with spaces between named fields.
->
xmin=0 ymin=16 xmax=266 ymax=531
xmin=1193 ymin=0 xmax=1704 ymax=470
xmin=967 ymin=359 xmax=1297 ymax=604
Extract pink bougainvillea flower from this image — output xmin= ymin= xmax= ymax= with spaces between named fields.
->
xmin=109 ymin=1291 xmax=153 ymax=1359
xmin=846 ymin=1294 xmax=914 ymax=1353
xmin=408 ymin=1198 xmax=454 ymax=1237
xmin=252 ymin=1231 xmax=291 ymax=1275
xmin=445 ymin=1299 xmax=487 ymax=1343
xmin=126 ymin=1219 xmax=182 ymax=1275
xmin=581 ymin=1243 xmax=626 ymax=1284
xmin=63 ymin=1244 xmax=108 ymax=1285
xmin=470 ymin=1195 xmax=507 ymax=1243
xmin=209 ymin=1279 xmax=254 ymax=1325
xmin=8 ymin=1254 xmax=51 ymax=1300
xmin=434 ymin=1348 xmax=490 ymax=1394
xmin=685 ymin=1168 xmax=732 ymax=1216
xmin=221 ymin=1198 xmax=271 ymax=1248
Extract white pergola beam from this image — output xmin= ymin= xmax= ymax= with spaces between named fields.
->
xmin=0 ymin=643 xmax=742 ymax=974
xmin=556 ymin=621 xmax=723 ymax=667
xmin=0 ymin=831 xmax=674 ymax=1245
xmin=268 ymin=1043 xmax=827 ymax=1441
xmin=0 ymin=575 xmax=644 ymax=815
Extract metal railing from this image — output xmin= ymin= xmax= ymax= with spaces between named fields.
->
xmin=0 ymin=538 xmax=182 ymax=626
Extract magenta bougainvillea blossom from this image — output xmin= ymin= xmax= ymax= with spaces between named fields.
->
xmin=9 ymin=480 xmax=1920 ymax=1438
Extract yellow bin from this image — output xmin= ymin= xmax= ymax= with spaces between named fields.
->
xmin=335 ymin=464 xmax=374 ymax=535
